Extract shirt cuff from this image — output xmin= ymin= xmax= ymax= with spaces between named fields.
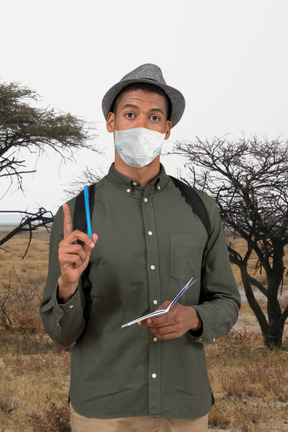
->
xmin=57 ymin=287 xmax=81 ymax=309
xmin=188 ymin=327 xmax=203 ymax=338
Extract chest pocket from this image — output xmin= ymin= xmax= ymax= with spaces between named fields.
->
xmin=169 ymin=233 xmax=205 ymax=282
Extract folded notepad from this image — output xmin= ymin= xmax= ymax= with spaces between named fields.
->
xmin=121 ymin=277 xmax=196 ymax=328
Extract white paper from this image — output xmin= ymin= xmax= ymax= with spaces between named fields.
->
xmin=121 ymin=277 xmax=196 ymax=328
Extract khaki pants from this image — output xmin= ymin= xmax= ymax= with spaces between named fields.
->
xmin=70 ymin=403 xmax=208 ymax=432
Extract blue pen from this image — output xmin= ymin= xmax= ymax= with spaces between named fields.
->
xmin=83 ymin=185 xmax=93 ymax=238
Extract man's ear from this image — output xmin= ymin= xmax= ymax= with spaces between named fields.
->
xmin=106 ymin=112 xmax=115 ymax=133
xmin=164 ymin=120 xmax=172 ymax=140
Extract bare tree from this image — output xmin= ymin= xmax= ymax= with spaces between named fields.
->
xmin=174 ymin=136 xmax=288 ymax=349
xmin=0 ymin=81 xmax=98 ymax=251
xmin=64 ymin=167 xmax=105 ymax=199
xmin=0 ymin=208 xmax=53 ymax=257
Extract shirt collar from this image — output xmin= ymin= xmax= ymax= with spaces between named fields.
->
xmin=106 ymin=163 xmax=169 ymax=195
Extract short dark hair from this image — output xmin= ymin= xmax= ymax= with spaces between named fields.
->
xmin=111 ymin=82 xmax=172 ymax=121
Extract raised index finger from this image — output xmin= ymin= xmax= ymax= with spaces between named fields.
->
xmin=62 ymin=203 xmax=73 ymax=238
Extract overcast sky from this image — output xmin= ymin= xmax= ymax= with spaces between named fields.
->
xmin=1 ymin=0 xmax=287 ymax=222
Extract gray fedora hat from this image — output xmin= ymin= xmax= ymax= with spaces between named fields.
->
xmin=102 ymin=64 xmax=185 ymax=127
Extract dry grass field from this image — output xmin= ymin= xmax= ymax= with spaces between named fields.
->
xmin=0 ymin=227 xmax=287 ymax=432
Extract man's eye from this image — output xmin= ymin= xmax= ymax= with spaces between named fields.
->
xmin=125 ymin=112 xmax=135 ymax=118
xmin=150 ymin=115 xmax=160 ymax=121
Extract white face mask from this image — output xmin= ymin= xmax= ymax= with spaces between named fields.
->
xmin=115 ymin=127 xmax=165 ymax=168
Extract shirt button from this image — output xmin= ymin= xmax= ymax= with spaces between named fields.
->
xmin=152 ymin=373 xmax=157 ymax=379
xmin=144 ymin=197 xmax=148 ymax=203
xmin=148 ymin=231 xmax=153 ymax=236
xmin=68 ymin=305 xmax=74 ymax=309
xmin=132 ymin=181 xmax=137 ymax=186
xmin=157 ymin=185 xmax=161 ymax=190
xmin=153 ymin=300 xmax=158 ymax=305
xmin=153 ymin=337 xmax=158 ymax=342
xmin=150 ymin=265 xmax=155 ymax=270
xmin=213 ymin=338 xmax=216 ymax=342
xmin=127 ymin=188 xmax=131 ymax=193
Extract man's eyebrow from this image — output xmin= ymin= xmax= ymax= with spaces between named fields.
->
xmin=149 ymin=108 xmax=165 ymax=115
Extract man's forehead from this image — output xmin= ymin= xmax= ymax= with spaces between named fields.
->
xmin=117 ymin=89 xmax=167 ymax=108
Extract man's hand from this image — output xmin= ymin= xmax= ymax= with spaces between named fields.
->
xmin=57 ymin=203 xmax=98 ymax=303
xmin=138 ymin=302 xmax=202 ymax=340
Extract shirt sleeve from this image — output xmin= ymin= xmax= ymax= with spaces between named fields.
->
xmin=40 ymin=204 xmax=87 ymax=347
xmin=189 ymin=196 xmax=241 ymax=344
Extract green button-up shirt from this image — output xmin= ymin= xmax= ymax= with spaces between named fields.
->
xmin=40 ymin=164 xmax=240 ymax=419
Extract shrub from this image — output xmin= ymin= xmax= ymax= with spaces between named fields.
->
xmin=30 ymin=401 xmax=70 ymax=432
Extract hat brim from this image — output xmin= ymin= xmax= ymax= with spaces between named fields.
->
xmin=102 ymin=78 xmax=185 ymax=127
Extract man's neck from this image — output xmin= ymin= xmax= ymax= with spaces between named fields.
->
xmin=114 ymin=154 xmax=161 ymax=190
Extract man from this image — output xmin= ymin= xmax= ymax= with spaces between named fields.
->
xmin=40 ymin=64 xmax=241 ymax=432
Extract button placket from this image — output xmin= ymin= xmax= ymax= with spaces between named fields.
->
xmin=142 ymin=189 xmax=162 ymax=417
xmin=142 ymin=201 xmax=160 ymax=304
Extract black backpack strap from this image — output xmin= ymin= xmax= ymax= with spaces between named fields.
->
xmin=74 ymin=183 xmax=96 ymax=234
xmin=169 ymin=176 xmax=211 ymax=237
xmin=73 ymin=183 xmax=96 ymax=323
xmin=169 ymin=176 xmax=211 ymax=279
